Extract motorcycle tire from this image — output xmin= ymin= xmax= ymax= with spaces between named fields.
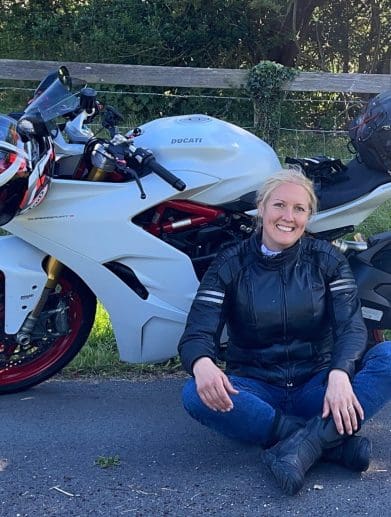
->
xmin=0 ymin=268 xmax=96 ymax=394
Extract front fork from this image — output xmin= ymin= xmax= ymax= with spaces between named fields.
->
xmin=15 ymin=164 xmax=106 ymax=346
xmin=16 ymin=257 xmax=64 ymax=346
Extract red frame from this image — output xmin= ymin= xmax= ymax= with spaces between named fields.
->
xmin=145 ymin=200 xmax=225 ymax=236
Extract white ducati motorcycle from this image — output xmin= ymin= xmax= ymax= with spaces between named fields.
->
xmin=0 ymin=67 xmax=390 ymax=393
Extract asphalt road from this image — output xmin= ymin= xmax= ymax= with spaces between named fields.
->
xmin=0 ymin=378 xmax=390 ymax=517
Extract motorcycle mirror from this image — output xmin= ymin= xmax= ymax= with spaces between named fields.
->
xmin=58 ymin=65 xmax=72 ymax=91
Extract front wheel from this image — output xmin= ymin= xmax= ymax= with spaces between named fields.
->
xmin=0 ymin=269 xmax=96 ymax=394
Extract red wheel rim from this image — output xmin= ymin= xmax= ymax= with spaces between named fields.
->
xmin=0 ymin=275 xmax=84 ymax=386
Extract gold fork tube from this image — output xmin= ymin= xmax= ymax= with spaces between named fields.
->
xmin=30 ymin=257 xmax=64 ymax=318
xmin=87 ymin=166 xmax=106 ymax=181
xmin=45 ymin=256 xmax=64 ymax=289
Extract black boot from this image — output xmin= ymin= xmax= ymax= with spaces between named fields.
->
xmin=264 ymin=411 xmax=306 ymax=448
xmin=263 ymin=416 xmax=348 ymax=495
xmin=323 ymin=435 xmax=372 ymax=472
xmin=265 ymin=413 xmax=371 ymax=473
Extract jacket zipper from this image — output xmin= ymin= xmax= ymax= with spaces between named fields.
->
xmin=281 ymin=267 xmax=293 ymax=388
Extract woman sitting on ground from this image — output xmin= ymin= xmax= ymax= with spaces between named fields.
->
xmin=178 ymin=168 xmax=391 ymax=495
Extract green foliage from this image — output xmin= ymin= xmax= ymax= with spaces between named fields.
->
xmin=94 ymin=455 xmax=121 ymax=469
xmin=246 ymin=61 xmax=297 ymax=146
xmin=301 ymin=0 xmax=391 ymax=73
xmin=87 ymin=85 xmax=253 ymax=130
xmin=1 ymin=1 xmax=388 ymax=74
xmin=63 ymin=303 xmax=118 ymax=375
xmin=277 ymin=130 xmax=353 ymax=164
xmin=354 ymin=200 xmax=391 ymax=239
xmin=0 ymin=80 xmax=35 ymax=116
xmin=0 ymin=1 xmax=303 ymax=67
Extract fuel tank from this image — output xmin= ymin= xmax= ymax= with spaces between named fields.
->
xmin=134 ymin=114 xmax=282 ymax=205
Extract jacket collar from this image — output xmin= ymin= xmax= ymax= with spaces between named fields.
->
xmin=250 ymin=229 xmax=301 ymax=269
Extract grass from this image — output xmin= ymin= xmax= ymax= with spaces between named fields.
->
xmin=349 ymin=199 xmax=391 ymax=238
xmin=277 ymin=130 xmax=354 ymax=163
xmin=94 ymin=455 xmax=121 ymax=469
xmin=62 ymin=199 xmax=390 ymax=379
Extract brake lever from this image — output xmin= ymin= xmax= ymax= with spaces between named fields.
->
xmin=115 ymin=161 xmax=146 ymax=199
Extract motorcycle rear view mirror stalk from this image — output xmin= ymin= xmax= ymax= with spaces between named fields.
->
xmin=79 ymin=87 xmax=97 ymax=114
xmin=64 ymin=88 xmax=99 ymax=144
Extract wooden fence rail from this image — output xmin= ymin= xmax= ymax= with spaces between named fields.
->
xmin=0 ymin=59 xmax=391 ymax=93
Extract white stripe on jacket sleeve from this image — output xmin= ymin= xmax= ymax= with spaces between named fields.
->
xmin=196 ymin=289 xmax=225 ymax=304
xmin=329 ymin=278 xmax=357 ymax=292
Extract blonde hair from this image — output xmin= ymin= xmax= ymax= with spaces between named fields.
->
xmin=256 ymin=167 xmax=318 ymax=217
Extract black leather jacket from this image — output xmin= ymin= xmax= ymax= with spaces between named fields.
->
xmin=178 ymin=232 xmax=368 ymax=388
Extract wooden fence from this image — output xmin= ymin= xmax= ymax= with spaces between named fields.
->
xmin=1 ymin=59 xmax=391 ymax=93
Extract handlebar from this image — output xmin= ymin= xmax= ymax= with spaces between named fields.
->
xmin=127 ymin=145 xmax=186 ymax=192
xmin=144 ymin=156 xmax=186 ymax=192
xmin=88 ymin=140 xmax=187 ymax=194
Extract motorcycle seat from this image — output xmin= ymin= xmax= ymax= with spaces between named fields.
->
xmin=219 ymin=158 xmax=390 ymax=213
xmin=314 ymin=158 xmax=391 ymax=210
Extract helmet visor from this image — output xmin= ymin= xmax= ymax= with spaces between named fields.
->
xmin=0 ymin=176 xmax=28 ymax=225
xmin=0 ymin=115 xmax=21 ymax=147
xmin=0 ymin=116 xmax=27 ymax=177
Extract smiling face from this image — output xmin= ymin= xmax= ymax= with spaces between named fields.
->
xmin=258 ymin=182 xmax=311 ymax=251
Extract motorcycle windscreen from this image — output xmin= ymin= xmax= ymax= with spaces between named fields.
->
xmin=24 ymin=75 xmax=86 ymax=122
xmin=0 ymin=176 xmax=28 ymax=225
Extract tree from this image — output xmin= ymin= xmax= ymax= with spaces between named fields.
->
xmin=263 ymin=0 xmax=329 ymax=66
xmin=300 ymin=0 xmax=390 ymax=73
xmin=0 ymin=0 xmax=388 ymax=73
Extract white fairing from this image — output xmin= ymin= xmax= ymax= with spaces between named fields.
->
xmin=307 ymin=182 xmax=391 ymax=233
xmin=0 ymin=237 xmax=47 ymax=333
xmin=135 ymin=114 xmax=282 ymax=204
xmin=4 ymin=175 xmax=211 ymax=363
xmin=1 ymin=114 xmax=389 ymax=363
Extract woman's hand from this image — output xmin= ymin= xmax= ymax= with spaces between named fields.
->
xmin=322 ymin=369 xmax=364 ymax=435
xmin=192 ymin=357 xmax=239 ymax=412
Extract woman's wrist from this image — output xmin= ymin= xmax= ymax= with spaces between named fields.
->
xmin=328 ymin=368 xmax=349 ymax=380
xmin=192 ymin=356 xmax=214 ymax=375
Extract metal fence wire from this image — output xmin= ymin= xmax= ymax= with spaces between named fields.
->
xmin=0 ymin=85 xmax=367 ymax=162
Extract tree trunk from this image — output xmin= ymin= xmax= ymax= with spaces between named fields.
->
xmin=267 ymin=0 xmax=329 ymax=66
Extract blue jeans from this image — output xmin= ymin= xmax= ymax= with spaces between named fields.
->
xmin=182 ymin=341 xmax=391 ymax=447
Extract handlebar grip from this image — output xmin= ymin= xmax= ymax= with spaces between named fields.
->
xmin=146 ymin=157 xmax=186 ymax=191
